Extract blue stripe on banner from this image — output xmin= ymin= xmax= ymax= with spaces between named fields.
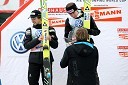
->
xmin=0 ymin=79 xmax=1 ymax=85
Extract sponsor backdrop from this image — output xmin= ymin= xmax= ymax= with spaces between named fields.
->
xmin=0 ymin=0 xmax=128 ymax=85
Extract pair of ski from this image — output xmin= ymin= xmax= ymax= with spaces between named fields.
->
xmin=40 ymin=0 xmax=51 ymax=85
xmin=84 ymin=0 xmax=91 ymax=42
xmin=40 ymin=0 xmax=91 ymax=85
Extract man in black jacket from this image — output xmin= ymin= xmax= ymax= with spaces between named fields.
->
xmin=24 ymin=10 xmax=58 ymax=85
xmin=60 ymin=28 xmax=99 ymax=85
xmin=64 ymin=2 xmax=100 ymax=44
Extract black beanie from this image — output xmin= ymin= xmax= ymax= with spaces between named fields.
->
xmin=30 ymin=10 xmax=41 ymax=18
xmin=66 ymin=2 xmax=78 ymax=13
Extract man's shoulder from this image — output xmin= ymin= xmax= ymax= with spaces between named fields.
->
xmin=49 ymin=26 xmax=55 ymax=30
xmin=25 ymin=27 xmax=31 ymax=35
xmin=26 ymin=27 xmax=31 ymax=30
xmin=49 ymin=26 xmax=56 ymax=33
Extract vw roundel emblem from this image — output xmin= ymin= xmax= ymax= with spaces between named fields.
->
xmin=75 ymin=19 xmax=83 ymax=27
xmin=35 ymin=29 xmax=42 ymax=37
xmin=10 ymin=31 xmax=27 ymax=53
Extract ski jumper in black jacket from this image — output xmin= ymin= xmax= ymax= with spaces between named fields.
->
xmin=64 ymin=9 xmax=100 ymax=44
xmin=24 ymin=24 xmax=58 ymax=85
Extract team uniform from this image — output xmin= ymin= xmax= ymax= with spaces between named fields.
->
xmin=64 ymin=9 xmax=100 ymax=44
xmin=23 ymin=24 xmax=58 ymax=85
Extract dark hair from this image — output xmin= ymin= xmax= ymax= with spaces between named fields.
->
xmin=30 ymin=10 xmax=41 ymax=18
xmin=75 ymin=28 xmax=89 ymax=41
xmin=66 ymin=2 xmax=78 ymax=12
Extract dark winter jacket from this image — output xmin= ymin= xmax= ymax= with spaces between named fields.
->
xmin=60 ymin=41 xmax=99 ymax=85
xmin=23 ymin=24 xmax=58 ymax=64
xmin=64 ymin=9 xmax=100 ymax=44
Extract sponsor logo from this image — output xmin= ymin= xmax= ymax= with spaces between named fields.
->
xmin=38 ymin=7 xmax=67 ymax=27
xmin=117 ymin=28 xmax=128 ymax=40
xmin=39 ymin=7 xmax=67 ymax=14
xmin=119 ymin=34 xmax=128 ymax=39
xmin=117 ymin=28 xmax=128 ymax=57
xmin=117 ymin=46 xmax=128 ymax=57
xmin=119 ymin=52 xmax=128 ymax=57
xmin=10 ymin=31 xmax=27 ymax=53
xmin=48 ymin=7 xmax=66 ymax=13
xmin=39 ymin=6 xmax=122 ymax=27
xmin=92 ymin=0 xmax=126 ymax=2
xmin=35 ymin=29 xmax=42 ymax=37
xmin=49 ymin=18 xmax=65 ymax=27
xmin=75 ymin=19 xmax=83 ymax=27
xmin=76 ymin=0 xmax=126 ymax=2
xmin=117 ymin=46 xmax=128 ymax=50
xmin=81 ymin=6 xmax=122 ymax=21
xmin=91 ymin=7 xmax=122 ymax=21
xmin=117 ymin=28 xmax=128 ymax=33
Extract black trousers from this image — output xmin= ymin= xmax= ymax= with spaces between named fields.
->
xmin=28 ymin=63 xmax=52 ymax=85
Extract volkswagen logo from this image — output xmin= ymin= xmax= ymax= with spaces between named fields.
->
xmin=75 ymin=19 xmax=83 ymax=27
xmin=35 ymin=29 xmax=42 ymax=37
xmin=10 ymin=31 xmax=27 ymax=53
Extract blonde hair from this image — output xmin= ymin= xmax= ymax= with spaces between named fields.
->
xmin=75 ymin=28 xmax=89 ymax=41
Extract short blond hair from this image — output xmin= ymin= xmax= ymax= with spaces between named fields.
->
xmin=75 ymin=28 xmax=89 ymax=41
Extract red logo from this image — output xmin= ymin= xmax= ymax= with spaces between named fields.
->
xmin=81 ymin=7 xmax=122 ymax=21
xmin=119 ymin=52 xmax=128 ymax=57
xmin=91 ymin=7 xmax=122 ymax=21
xmin=117 ymin=46 xmax=128 ymax=50
xmin=117 ymin=28 xmax=128 ymax=33
xmin=49 ymin=18 xmax=65 ymax=27
xmin=119 ymin=34 xmax=128 ymax=39
xmin=48 ymin=8 xmax=66 ymax=13
xmin=117 ymin=28 xmax=128 ymax=40
xmin=117 ymin=46 xmax=128 ymax=57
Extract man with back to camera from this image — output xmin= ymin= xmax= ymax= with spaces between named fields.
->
xmin=61 ymin=28 xmax=99 ymax=85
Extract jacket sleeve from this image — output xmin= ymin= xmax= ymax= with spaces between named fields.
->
xmin=94 ymin=46 xmax=99 ymax=68
xmin=88 ymin=16 xmax=101 ymax=36
xmin=49 ymin=27 xmax=58 ymax=49
xmin=64 ymin=18 xmax=72 ymax=38
xmin=23 ymin=27 xmax=40 ymax=50
xmin=60 ymin=48 xmax=69 ymax=68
